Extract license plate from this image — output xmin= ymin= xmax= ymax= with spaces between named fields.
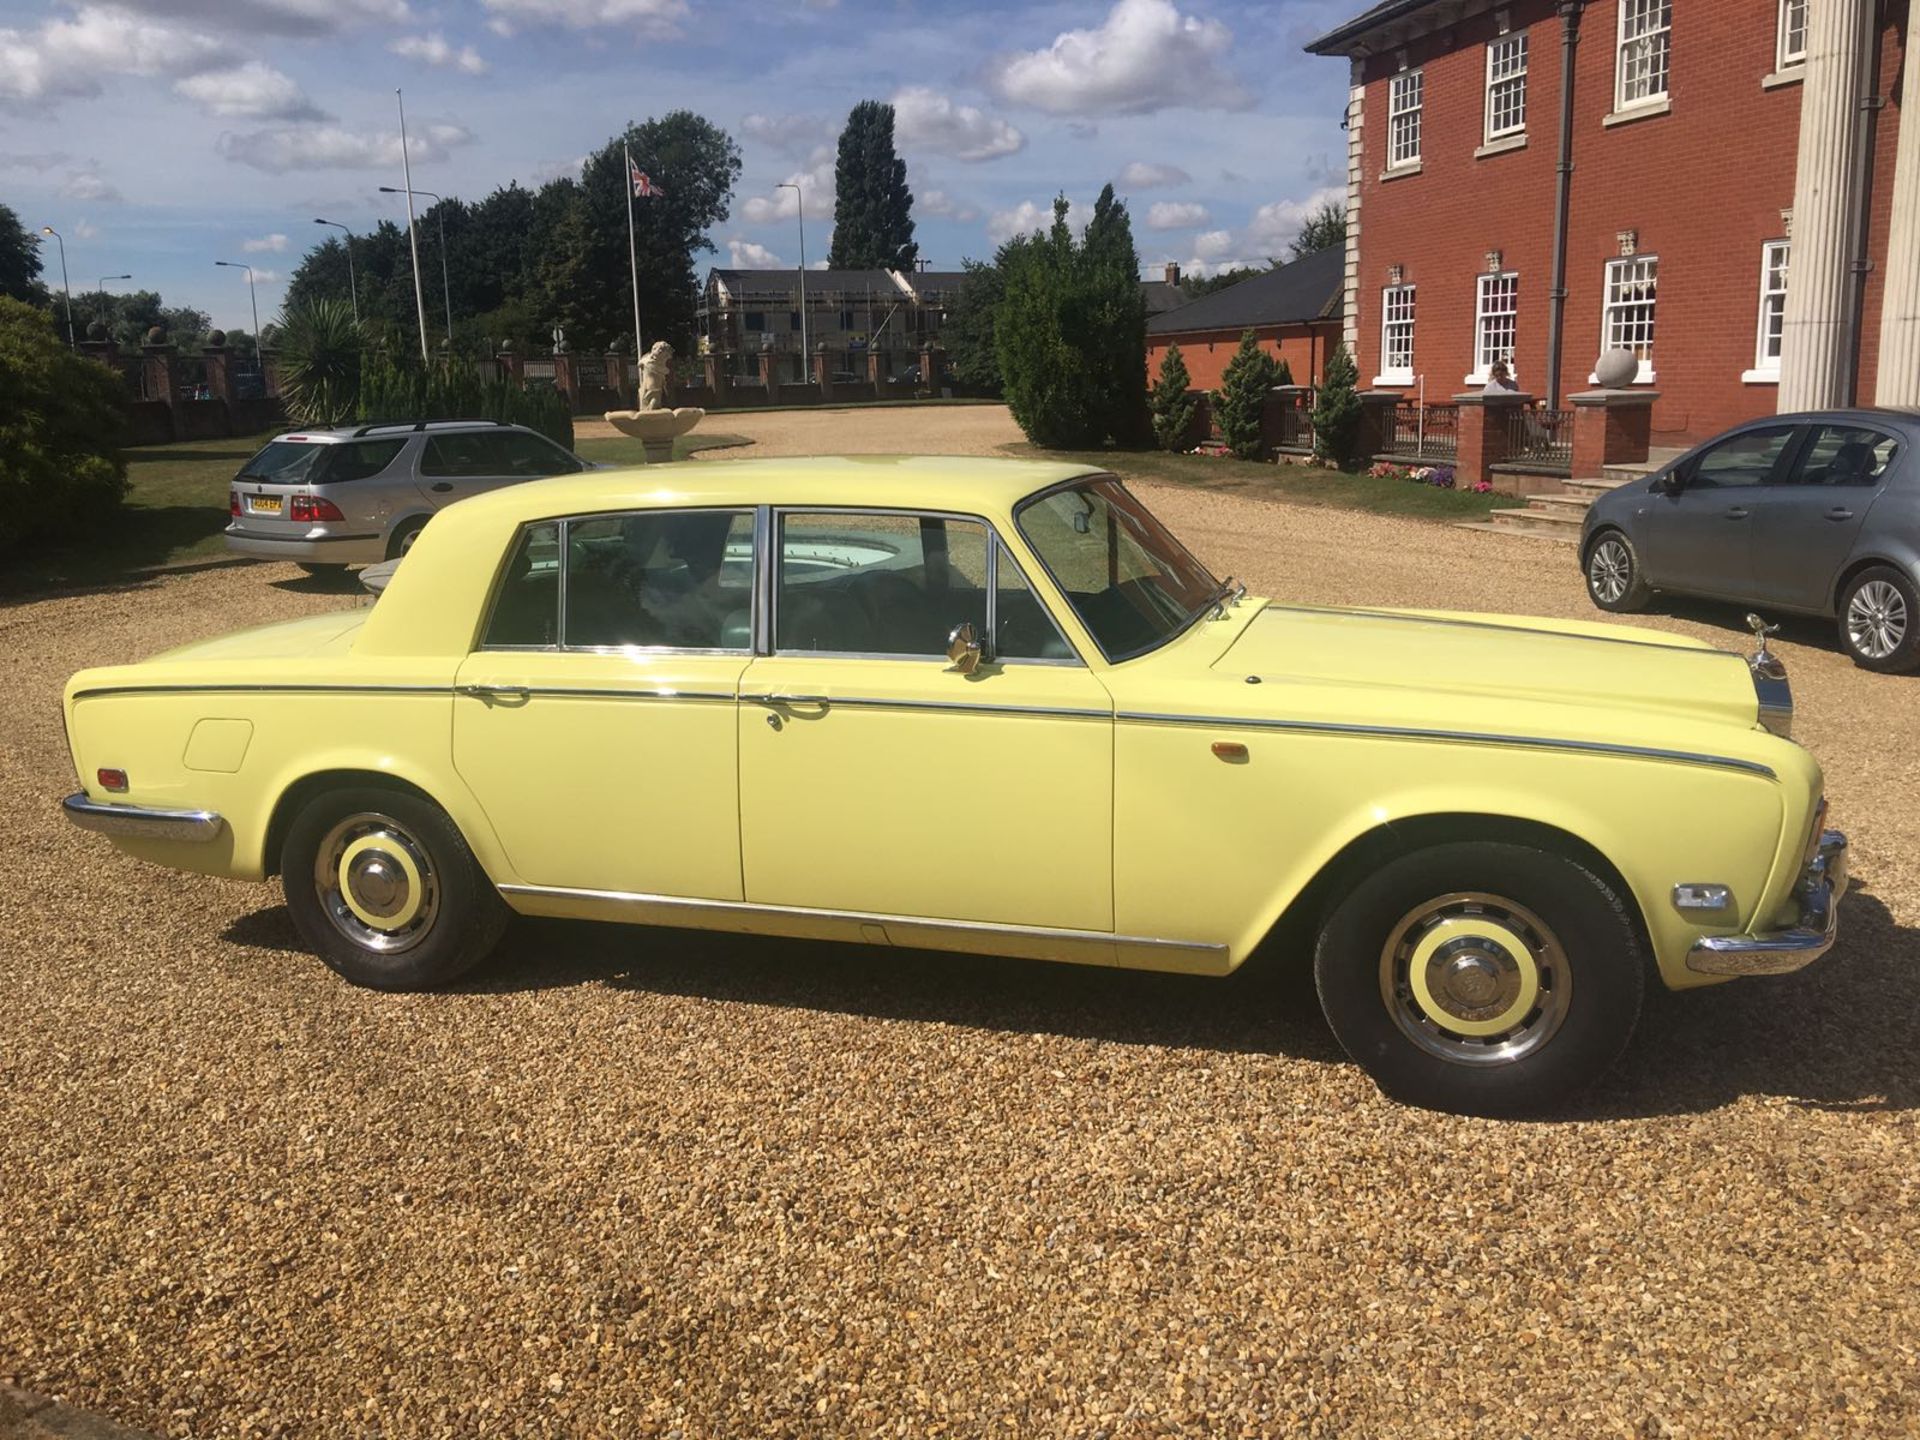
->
xmin=248 ymin=494 xmax=282 ymax=515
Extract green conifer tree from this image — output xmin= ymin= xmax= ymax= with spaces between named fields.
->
xmin=1215 ymin=330 xmax=1277 ymax=460
xmin=1311 ymin=342 xmax=1364 ymax=467
xmin=1150 ymin=343 xmax=1198 ymax=452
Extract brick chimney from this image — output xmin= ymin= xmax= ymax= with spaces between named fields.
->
xmin=1163 ymin=262 xmax=1181 ymax=286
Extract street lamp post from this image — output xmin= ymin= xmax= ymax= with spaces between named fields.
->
xmin=39 ymin=226 xmax=73 ymax=346
xmin=313 ymin=218 xmax=359 ymax=323
xmin=394 ymin=89 xmax=431 ymax=365
xmin=215 ymin=261 xmax=262 ymax=383
xmin=98 ymin=272 xmax=131 ymax=293
xmin=379 ymin=185 xmax=452 ymax=346
xmin=776 ymin=182 xmax=808 ymax=379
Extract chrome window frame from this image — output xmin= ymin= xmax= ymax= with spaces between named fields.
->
xmin=767 ymin=504 xmax=1087 ymax=668
xmin=475 ymin=505 xmax=760 ymax=656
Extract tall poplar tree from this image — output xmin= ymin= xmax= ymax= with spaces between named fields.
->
xmin=827 ymin=101 xmax=917 ymax=271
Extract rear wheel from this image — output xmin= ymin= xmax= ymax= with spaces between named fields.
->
xmin=1584 ymin=529 xmax=1650 ymax=612
xmin=1314 ymin=842 xmax=1643 ymax=1116
xmin=387 ymin=517 xmax=428 ymax=560
xmin=1836 ymin=565 xmax=1920 ymax=673
xmin=281 ymin=785 xmax=508 ymax=990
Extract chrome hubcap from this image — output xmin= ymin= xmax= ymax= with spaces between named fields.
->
xmin=1589 ymin=539 xmax=1630 ymax=603
xmin=1379 ymin=892 xmax=1571 ymax=1066
xmin=314 ymin=811 xmax=438 ymax=954
xmin=1846 ymin=580 xmax=1907 ymax=660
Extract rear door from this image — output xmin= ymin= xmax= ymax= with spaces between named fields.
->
xmin=1636 ymin=424 xmax=1801 ymax=598
xmin=1748 ymin=422 xmax=1899 ymax=612
xmin=417 ymin=429 xmax=580 ymax=507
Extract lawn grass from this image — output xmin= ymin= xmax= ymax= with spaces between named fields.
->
xmin=3 ymin=428 xmax=749 ymax=596
xmin=1003 ymin=444 xmax=1509 ymax=521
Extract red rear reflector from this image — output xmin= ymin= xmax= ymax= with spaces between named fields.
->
xmin=229 ymin=489 xmax=241 ymax=517
xmin=97 ymin=768 xmax=128 ymax=792
xmin=1211 ymin=742 xmax=1249 ymax=762
xmin=290 ymin=495 xmax=346 ymax=522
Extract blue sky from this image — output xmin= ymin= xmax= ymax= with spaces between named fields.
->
xmin=1 ymin=0 xmax=1356 ymax=332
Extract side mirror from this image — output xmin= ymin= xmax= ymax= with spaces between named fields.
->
xmin=946 ymin=621 xmax=982 ymax=675
xmin=1654 ymin=469 xmax=1684 ymax=496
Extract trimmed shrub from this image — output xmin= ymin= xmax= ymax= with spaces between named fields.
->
xmin=1214 ymin=330 xmax=1276 ymax=460
xmin=0 ymin=296 xmax=127 ymax=556
xmin=1149 ymin=342 xmax=1198 ymax=452
xmin=1312 ymin=342 xmax=1363 ymax=468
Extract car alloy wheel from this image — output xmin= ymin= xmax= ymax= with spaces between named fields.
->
xmin=1845 ymin=579 xmax=1908 ymax=661
xmin=1377 ymin=891 xmax=1572 ymax=1066
xmin=312 ymin=810 xmax=440 ymax=955
xmin=1587 ymin=538 xmax=1632 ymax=605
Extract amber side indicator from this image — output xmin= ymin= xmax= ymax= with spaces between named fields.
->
xmin=1211 ymin=742 xmax=1249 ymax=762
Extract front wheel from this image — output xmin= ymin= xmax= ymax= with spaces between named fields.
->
xmin=1836 ymin=566 xmax=1920 ymax=673
xmin=281 ymin=785 xmax=509 ymax=990
xmin=1314 ymin=842 xmax=1644 ymax=1116
xmin=1584 ymin=530 xmax=1650 ymax=612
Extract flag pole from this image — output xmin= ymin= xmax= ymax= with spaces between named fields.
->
xmin=397 ymin=89 xmax=431 ymax=366
xmin=624 ymin=135 xmax=644 ymax=387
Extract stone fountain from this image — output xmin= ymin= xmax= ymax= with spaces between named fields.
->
xmin=604 ymin=340 xmax=705 ymax=463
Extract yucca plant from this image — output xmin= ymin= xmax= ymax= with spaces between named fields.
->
xmin=275 ymin=298 xmax=363 ymax=427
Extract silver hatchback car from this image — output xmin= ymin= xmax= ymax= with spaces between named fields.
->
xmin=225 ymin=420 xmax=587 ymax=571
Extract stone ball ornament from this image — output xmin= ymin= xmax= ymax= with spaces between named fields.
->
xmin=85 ymin=320 xmax=108 ymax=341
xmin=1594 ymin=348 xmax=1639 ymax=388
xmin=145 ymin=325 xmax=168 ymax=345
xmin=207 ymin=329 xmax=227 ymax=348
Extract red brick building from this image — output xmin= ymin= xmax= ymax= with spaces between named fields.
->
xmin=1144 ymin=247 xmax=1345 ymax=390
xmin=1307 ymin=0 xmax=1920 ymax=444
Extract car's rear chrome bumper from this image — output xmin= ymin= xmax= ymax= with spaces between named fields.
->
xmin=62 ymin=793 xmax=226 ymax=843
xmin=1687 ymin=829 xmax=1848 ymax=976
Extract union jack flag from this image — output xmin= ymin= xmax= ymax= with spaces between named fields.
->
xmin=629 ymin=159 xmax=662 ymax=198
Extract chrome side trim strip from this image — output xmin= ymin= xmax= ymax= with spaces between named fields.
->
xmin=506 ymin=686 xmax=737 ymax=703
xmin=1114 ymin=710 xmax=1778 ymax=778
xmin=71 ymin=683 xmax=451 ymax=700
xmin=1261 ymin=602 xmax=1749 ymax=660
xmin=62 ymin=792 xmax=225 ymax=842
xmin=742 ymin=693 xmax=1109 ymax=721
xmin=497 ymin=882 xmax=1227 ymax=962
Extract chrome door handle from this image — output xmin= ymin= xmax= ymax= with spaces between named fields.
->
xmin=455 ymin=683 xmax=529 ymax=701
xmin=747 ymin=693 xmax=830 ymax=708
xmin=1825 ymin=507 xmax=1854 ymax=521
xmin=1724 ymin=507 xmax=1749 ymax=520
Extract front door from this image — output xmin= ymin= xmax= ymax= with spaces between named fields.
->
xmin=1637 ymin=424 xmax=1801 ymax=598
xmin=452 ymin=508 xmax=757 ymax=898
xmin=1747 ymin=422 xmax=1897 ymax=612
xmin=736 ymin=510 xmax=1114 ymax=933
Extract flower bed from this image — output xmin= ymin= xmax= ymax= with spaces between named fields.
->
xmin=1366 ymin=460 xmax=1491 ymax=494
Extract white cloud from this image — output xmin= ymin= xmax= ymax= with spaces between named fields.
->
xmin=1120 ymin=160 xmax=1190 ymax=189
xmin=478 ymin=0 xmax=687 ymax=33
xmin=726 ymin=238 xmax=785 ymax=268
xmin=74 ymin=219 xmax=99 ymax=240
xmin=0 ymin=150 xmax=71 ymax=171
xmin=243 ymin=232 xmax=289 ymax=252
xmin=1244 ymin=185 xmax=1344 ymax=253
xmin=101 ymin=0 xmax=411 ymax=36
xmin=1191 ymin=228 xmax=1235 ymax=259
xmin=525 ymin=154 xmax=587 ymax=186
xmin=60 ymin=170 xmax=122 ymax=202
xmin=1145 ymin=200 xmax=1209 ymax=231
xmin=890 ymin=86 xmax=1024 ymax=162
xmin=919 ymin=188 xmax=979 ymax=223
xmin=1179 ymin=255 xmax=1259 ymax=279
xmin=218 ymin=120 xmax=475 ymax=173
xmin=0 ymin=3 xmax=236 ymax=105
xmin=986 ymin=197 xmax=1082 ymax=246
xmin=741 ymin=112 xmax=834 ymax=159
xmin=391 ymin=32 xmax=489 ymax=74
xmin=174 ymin=61 xmax=326 ymax=120
xmin=988 ymin=0 xmax=1248 ymax=116
xmin=486 ymin=16 xmax=515 ymax=35
xmin=741 ymin=148 xmax=832 ymax=224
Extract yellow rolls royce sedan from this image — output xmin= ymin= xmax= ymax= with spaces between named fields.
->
xmin=60 ymin=457 xmax=1847 ymax=1115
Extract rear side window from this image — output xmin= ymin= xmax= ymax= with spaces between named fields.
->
xmin=1790 ymin=425 xmax=1898 ymax=487
xmin=480 ymin=522 xmax=560 ymax=646
xmin=422 ymin=432 xmax=504 ymax=479
xmin=319 ymin=438 xmax=406 ymax=483
xmin=238 ymin=440 xmax=325 ymax=485
xmin=566 ymin=511 xmax=755 ymax=649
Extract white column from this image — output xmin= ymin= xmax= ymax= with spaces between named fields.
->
xmin=1342 ymin=60 xmax=1364 ymax=356
xmin=1778 ymin=0 xmax=1869 ymax=411
xmin=1875 ymin=24 xmax=1920 ymax=406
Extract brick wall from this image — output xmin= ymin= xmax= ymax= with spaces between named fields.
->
xmin=1346 ymin=0 xmax=1905 ymax=444
xmin=1146 ymin=321 xmax=1340 ymax=390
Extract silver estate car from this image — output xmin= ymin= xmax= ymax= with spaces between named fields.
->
xmin=1581 ymin=408 xmax=1920 ymax=672
xmin=225 ymin=420 xmax=588 ymax=571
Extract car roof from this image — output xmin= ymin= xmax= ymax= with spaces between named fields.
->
xmin=266 ymin=420 xmax=529 ymax=445
xmin=443 ymin=454 xmax=1111 ymax=521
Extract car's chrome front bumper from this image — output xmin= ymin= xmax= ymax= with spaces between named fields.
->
xmin=1686 ymin=829 xmax=1848 ymax=976
xmin=62 ymin=793 xmax=226 ymax=843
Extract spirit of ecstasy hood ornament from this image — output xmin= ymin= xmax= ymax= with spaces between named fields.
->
xmin=1746 ymin=612 xmax=1785 ymax=679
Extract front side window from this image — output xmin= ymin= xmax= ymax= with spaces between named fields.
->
xmin=1603 ymin=257 xmax=1658 ymax=378
xmin=1617 ymin=0 xmax=1671 ymax=109
xmin=1381 ymin=284 xmax=1416 ymax=381
xmin=1475 ymin=273 xmax=1519 ymax=378
xmin=776 ymin=512 xmax=988 ymax=657
xmin=1790 ymin=425 xmax=1898 ymax=487
xmin=1486 ymin=32 xmax=1528 ymax=139
xmin=1778 ymin=0 xmax=1808 ymax=68
xmin=1388 ymin=70 xmax=1423 ymax=168
xmin=1016 ymin=478 xmax=1221 ymax=663
xmin=1753 ymin=241 xmax=1790 ymax=377
xmin=1684 ymin=426 xmax=1798 ymax=489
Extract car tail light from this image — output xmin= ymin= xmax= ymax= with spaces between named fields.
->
xmin=97 ymin=768 xmax=128 ymax=792
xmin=290 ymin=494 xmax=346 ymax=523
xmin=229 ymin=489 xmax=241 ymax=517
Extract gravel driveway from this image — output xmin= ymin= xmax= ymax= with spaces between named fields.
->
xmin=5 ymin=480 xmax=1917 ymax=1438
xmin=575 ymin=402 xmax=1026 ymax=457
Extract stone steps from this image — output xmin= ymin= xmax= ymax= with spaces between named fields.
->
xmin=1461 ymin=446 xmax=1685 ymax=544
xmin=1481 ymin=505 xmax=1584 ymax=542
